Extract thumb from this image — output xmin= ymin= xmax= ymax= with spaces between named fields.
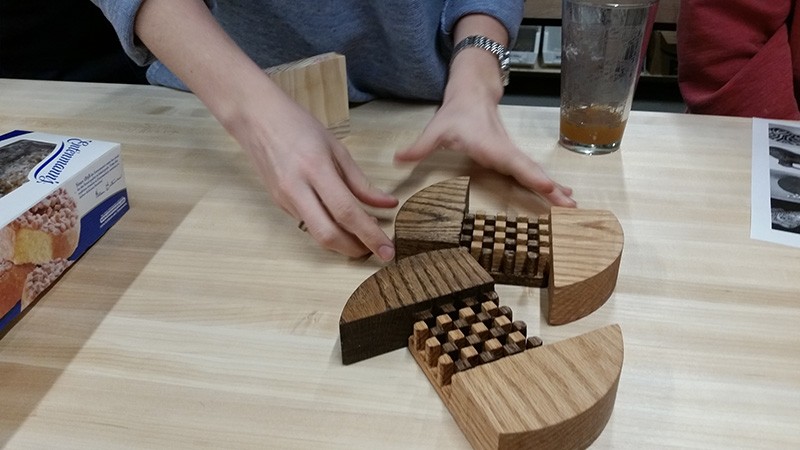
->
xmin=394 ymin=128 xmax=440 ymax=163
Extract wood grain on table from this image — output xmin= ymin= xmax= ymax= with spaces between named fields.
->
xmin=0 ymin=79 xmax=798 ymax=449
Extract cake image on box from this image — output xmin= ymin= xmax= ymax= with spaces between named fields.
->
xmin=0 ymin=260 xmax=30 ymax=314
xmin=21 ymin=258 xmax=73 ymax=309
xmin=0 ymin=130 xmax=129 ymax=335
xmin=0 ymin=139 xmax=55 ymax=198
xmin=6 ymin=188 xmax=80 ymax=264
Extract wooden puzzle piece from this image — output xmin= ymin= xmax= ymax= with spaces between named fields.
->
xmin=408 ymin=294 xmax=543 ymax=387
xmin=341 ymin=178 xmax=626 ymax=448
xmin=461 ymin=211 xmax=550 ymax=287
xmin=545 ymin=208 xmax=623 ymax=325
xmin=394 ymin=176 xmax=469 ymax=259
xmin=264 ymin=53 xmax=350 ymax=138
xmin=338 ymin=247 xmax=624 ymax=449
xmin=393 ymin=176 xmax=624 ymax=325
xmin=339 ymin=247 xmax=494 ymax=365
xmin=423 ymin=324 xmax=623 ymax=450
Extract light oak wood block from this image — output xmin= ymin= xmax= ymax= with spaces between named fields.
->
xmin=544 ymin=207 xmax=624 ymax=325
xmin=410 ymin=324 xmax=624 ymax=450
xmin=394 ymin=176 xmax=471 ymax=259
xmin=264 ymin=52 xmax=349 ymax=138
xmin=339 ymin=248 xmax=494 ymax=364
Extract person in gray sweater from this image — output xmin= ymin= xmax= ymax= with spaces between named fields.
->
xmin=92 ymin=0 xmax=575 ymax=261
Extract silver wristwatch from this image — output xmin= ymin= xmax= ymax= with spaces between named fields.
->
xmin=452 ymin=35 xmax=511 ymax=86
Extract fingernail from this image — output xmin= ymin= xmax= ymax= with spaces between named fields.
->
xmin=378 ymin=245 xmax=395 ymax=261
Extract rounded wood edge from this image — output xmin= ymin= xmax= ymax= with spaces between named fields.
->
xmin=394 ymin=176 xmax=470 ymax=259
xmin=545 ymin=249 xmax=622 ymax=325
xmin=545 ymin=208 xmax=624 ymax=325
xmin=449 ymin=324 xmax=624 ymax=450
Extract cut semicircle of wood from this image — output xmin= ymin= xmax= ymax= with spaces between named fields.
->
xmin=545 ymin=208 xmax=624 ymax=325
xmin=339 ymin=247 xmax=494 ymax=365
xmin=410 ymin=324 xmax=624 ymax=450
xmin=339 ymin=242 xmax=625 ymax=449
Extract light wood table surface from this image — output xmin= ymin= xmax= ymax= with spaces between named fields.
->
xmin=0 ymin=79 xmax=798 ymax=449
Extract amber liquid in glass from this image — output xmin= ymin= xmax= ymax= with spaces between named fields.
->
xmin=560 ymin=106 xmax=627 ymax=147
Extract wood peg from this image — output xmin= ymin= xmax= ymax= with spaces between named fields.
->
xmin=460 ymin=346 xmax=480 ymax=366
xmin=442 ymin=342 xmax=460 ymax=360
xmin=454 ymin=358 xmax=472 ymax=374
xmin=437 ymin=354 xmax=455 ymax=386
xmin=436 ymin=314 xmax=454 ymax=331
xmin=425 ymin=337 xmax=442 ymax=366
xmin=493 ymin=315 xmax=513 ymax=333
xmin=470 ymin=322 xmax=490 ymax=340
xmin=526 ymin=336 xmax=544 ymax=349
xmin=498 ymin=305 xmax=513 ymax=321
xmin=503 ymin=342 xmax=523 ymax=357
xmin=466 ymin=333 xmax=483 ymax=352
xmin=479 ymin=247 xmax=493 ymax=270
xmin=512 ymin=320 xmax=527 ymax=336
xmin=413 ymin=321 xmax=430 ymax=351
xmin=485 ymin=338 xmax=504 ymax=358
xmin=500 ymin=249 xmax=515 ymax=274
xmin=508 ymin=330 xmax=526 ymax=348
xmin=481 ymin=301 xmax=500 ymax=317
xmin=447 ymin=329 xmax=467 ymax=348
xmin=458 ymin=307 xmax=477 ymax=324
xmin=482 ymin=291 xmax=499 ymax=305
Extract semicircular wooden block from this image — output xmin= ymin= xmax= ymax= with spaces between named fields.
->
xmin=544 ymin=207 xmax=624 ymax=325
xmin=339 ymin=247 xmax=494 ymax=365
xmin=394 ymin=176 xmax=471 ymax=260
xmin=410 ymin=324 xmax=624 ymax=450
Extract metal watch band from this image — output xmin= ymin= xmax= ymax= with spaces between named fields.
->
xmin=452 ymin=35 xmax=511 ymax=86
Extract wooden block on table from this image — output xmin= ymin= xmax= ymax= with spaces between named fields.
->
xmin=264 ymin=52 xmax=349 ymax=138
xmin=543 ymin=207 xmax=624 ymax=325
xmin=409 ymin=324 xmax=624 ymax=450
xmin=339 ymin=247 xmax=494 ymax=364
xmin=394 ymin=176 xmax=471 ymax=260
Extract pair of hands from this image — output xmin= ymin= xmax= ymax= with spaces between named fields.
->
xmin=230 ymin=81 xmax=575 ymax=262
xmin=133 ymin=0 xmax=573 ymax=261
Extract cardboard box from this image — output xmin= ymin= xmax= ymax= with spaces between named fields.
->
xmin=0 ymin=130 xmax=129 ymax=335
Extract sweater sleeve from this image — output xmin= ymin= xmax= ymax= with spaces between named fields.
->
xmin=90 ymin=0 xmax=216 ymax=66
xmin=440 ymin=0 xmax=524 ymax=48
xmin=677 ymin=0 xmax=800 ymax=119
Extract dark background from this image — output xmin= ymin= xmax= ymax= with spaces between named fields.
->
xmin=0 ymin=0 xmax=146 ymax=83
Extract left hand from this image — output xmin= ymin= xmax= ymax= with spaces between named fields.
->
xmin=394 ymin=88 xmax=576 ymax=207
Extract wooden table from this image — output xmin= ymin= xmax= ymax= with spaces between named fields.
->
xmin=1 ymin=79 xmax=798 ymax=449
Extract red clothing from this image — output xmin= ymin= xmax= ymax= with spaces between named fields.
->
xmin=677 ymin=0 xmax=800 ymax=119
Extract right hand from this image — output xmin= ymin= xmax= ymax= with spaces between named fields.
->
xmin=133 ymin=0 xmax=398 ymax=260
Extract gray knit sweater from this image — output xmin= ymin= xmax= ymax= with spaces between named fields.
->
xmin=91 ymin=0 xmax=523 ymax=102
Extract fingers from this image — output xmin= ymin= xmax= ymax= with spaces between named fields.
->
xmin=287 ymin=162 xmax=395 ymax=261
xmin=504 ymin=153 xmax=576 ymax=207
xmin=394 ymin=124 xmax=440 ymax=163
xmin=329 ymin=141 xmax=399 ymax=209
xmin=292 ymin=193 xmax=390 ymax=260
xmin=310 ymin=171 xmax=396 ymax=261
